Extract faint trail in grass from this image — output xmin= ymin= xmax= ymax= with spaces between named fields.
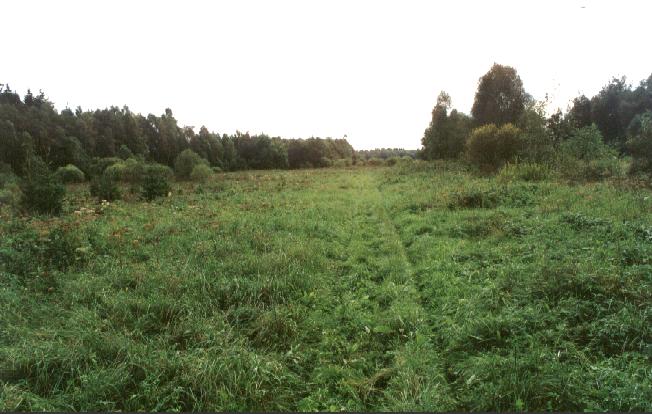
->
xmin=372 ymin=170 xmax=456 ymax=410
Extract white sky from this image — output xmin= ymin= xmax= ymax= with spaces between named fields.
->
xmin=3 ymin=0 xmax=652 ymax=150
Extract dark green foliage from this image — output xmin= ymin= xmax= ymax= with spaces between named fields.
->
xmin=356 ymin=148 xmax=417 ymax=161
xmin=471 ymin=63 xmax=527 ymax=126
xmin=518 ymin=103 xmax=558 ymax=163
xmin=565 ymin=75 xmax=652 ymax=151
xmin=55 ymin=164 xmax=85 ymax=183
xmin=0 ymin=166 xmax=22 ymax=209
xmin=140 ymin=165 xmax=171 ymax=201
xmin=117 ymin=144 xmax=134 ymax=160
xmin=104 ymin=158 xmax=146 ymax=183
xmin=174 ymin=149 xmax=209 ymax=180
xmin=0 ymin=85 xmax=355 ymax=176
xmin=232 ymin=133 xmax=289 ymax=170
xmin=561 ymin=124 xmax=612 ymax=160
xmin=557 ymin=125 xmax=622 ymax=181
xmin=20 ymin=159 xmax=65 ymax=215
xmin=89 ymin=157 xmax=121 ymax=177
xmin=567 ymin=95 xmax=593 ymax=128
xmin=627 ymin=111 xmax=652 ymax=173
xmin=421 ymin=92 xmax=472 ymax=160
xmin=90 ymin=174 xmax=120 ymax=201
xmin=288 ymin=137 xmax=354 ymax=169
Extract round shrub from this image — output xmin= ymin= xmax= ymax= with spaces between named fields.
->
xmin=466 ymin=123 xmax=523 ymax=170
xmin=190 ymin=163 xmax=212 ymax=182
xmin=557 ymin=125 xmax=622 ymax=181
xmin=90 ymin=174 xmax=121 ymax=201
xmin=141 ymin=165 xmax=171 ymax=201
xmin=146 ymin=163 xmax=174 ymax=180
xmin=55 ymin=164 xmax=85 ymax=183
xmin=174 ymin=149 xmax=208 ymax=180
xmin=121 ymin=158 xmax=146 ymax=183
xmin=104 ymin=162 xmax=127 ymax=181
xmin=89 ymin=157 xmax=121 ymax=177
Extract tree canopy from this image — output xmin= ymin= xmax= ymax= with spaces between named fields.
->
xmin=471 ymin=63 xmax=527 ymax=127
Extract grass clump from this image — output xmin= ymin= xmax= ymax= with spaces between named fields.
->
xmin=497 ymin=162 xmax=551 ymax=182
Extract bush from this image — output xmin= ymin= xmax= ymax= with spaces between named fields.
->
xmin=175 ymin=149 xmax=208 ymax=180
xmin=497 ymin=162 xmax=551 ymax=183
xmin=90 ymin=174 xmax=121 ymax=201
xmin=561 ymin=124 xmax=612 ymax=161
xmin=55 ymin=164 xmax=85 ymax=183
xmin=385 ymin=157 xmax=400 ymax=166
xmin=21 ymin=170 xmax=65 ymax=215
xmin=332 ymin=159 xmax=352 ymax=168
xmin=557 ymin=125 xmax=622 ymax=181
xmin=466 ymin=123 xmax=523 ymax=170
xmin=367 ymin=157 xmax=384 ymax=166
xmin=89 ymin=157 xmax=121 ymax=177
xmin=627 ymin=112 xmax=652 ymax=174
xmin=117 ymin=144 xmax=134 ymax=160
xmin=190 ymin=163 xmax=212 ymax=183
xmin=103 ymin=158 xmax=146 ymax=183
xmin=0 ymin=170 xmax=22 ymax=210
xmin=104 ymin=162 xmax=127 ymax=181
xmin=559 ymin=156 xmax=623 ymax=182
xmin=121 ymin=158 xmax=146 ymax=183
xmin=141 ymin=165 xmax=171 ymax=201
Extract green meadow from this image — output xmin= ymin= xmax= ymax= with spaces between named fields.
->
xmin=1 ymin=163 xmax=651 ymax=411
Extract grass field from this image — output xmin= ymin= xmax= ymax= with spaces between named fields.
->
xmin=1 ymin=163 xmax=652 ymax=411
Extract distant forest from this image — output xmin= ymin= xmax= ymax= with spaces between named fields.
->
xmin=2 ymin=63 xmax=652 ymax=180
xmin=0 ymin=87 xmax=356 ymax=176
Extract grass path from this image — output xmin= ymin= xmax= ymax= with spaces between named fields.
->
xmin=291 ymin=171 xmax=451 ymax=410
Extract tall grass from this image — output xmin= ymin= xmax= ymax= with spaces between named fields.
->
xmin=1 ymin=164 xmax=651 ymax=411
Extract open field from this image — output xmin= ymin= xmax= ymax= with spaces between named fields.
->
xmin=1 ymin=163 xmax=652 ymax=411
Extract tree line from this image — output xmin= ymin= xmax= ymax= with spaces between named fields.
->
xmin=421 ymin=63 xmax=652 ymax=175
xmin=0 ymin=87 xmax=355 ymax=177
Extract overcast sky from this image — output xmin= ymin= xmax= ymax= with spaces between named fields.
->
xmin=3 ymin=0 xmax=651 ymax=149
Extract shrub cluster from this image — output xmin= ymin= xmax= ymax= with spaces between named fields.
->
xmin=0 ymin=164 xmax=22 ymax=210
xmin=141 ymin=165 xmax=171 ymax=201
xmin=55 ymin=164 xmax=85 ymax=183
xmin=466 ymin=123 xmax=523 ymax=170
xmin=21 ymin=171 xmax=65 ymax=215
xmin=190 ymin=163 xmax=212 ymax=183
xmin=175 ymin=149 xmax=210 ymax=180
xmin=90 ymin=174 xmax=121 ymax=201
